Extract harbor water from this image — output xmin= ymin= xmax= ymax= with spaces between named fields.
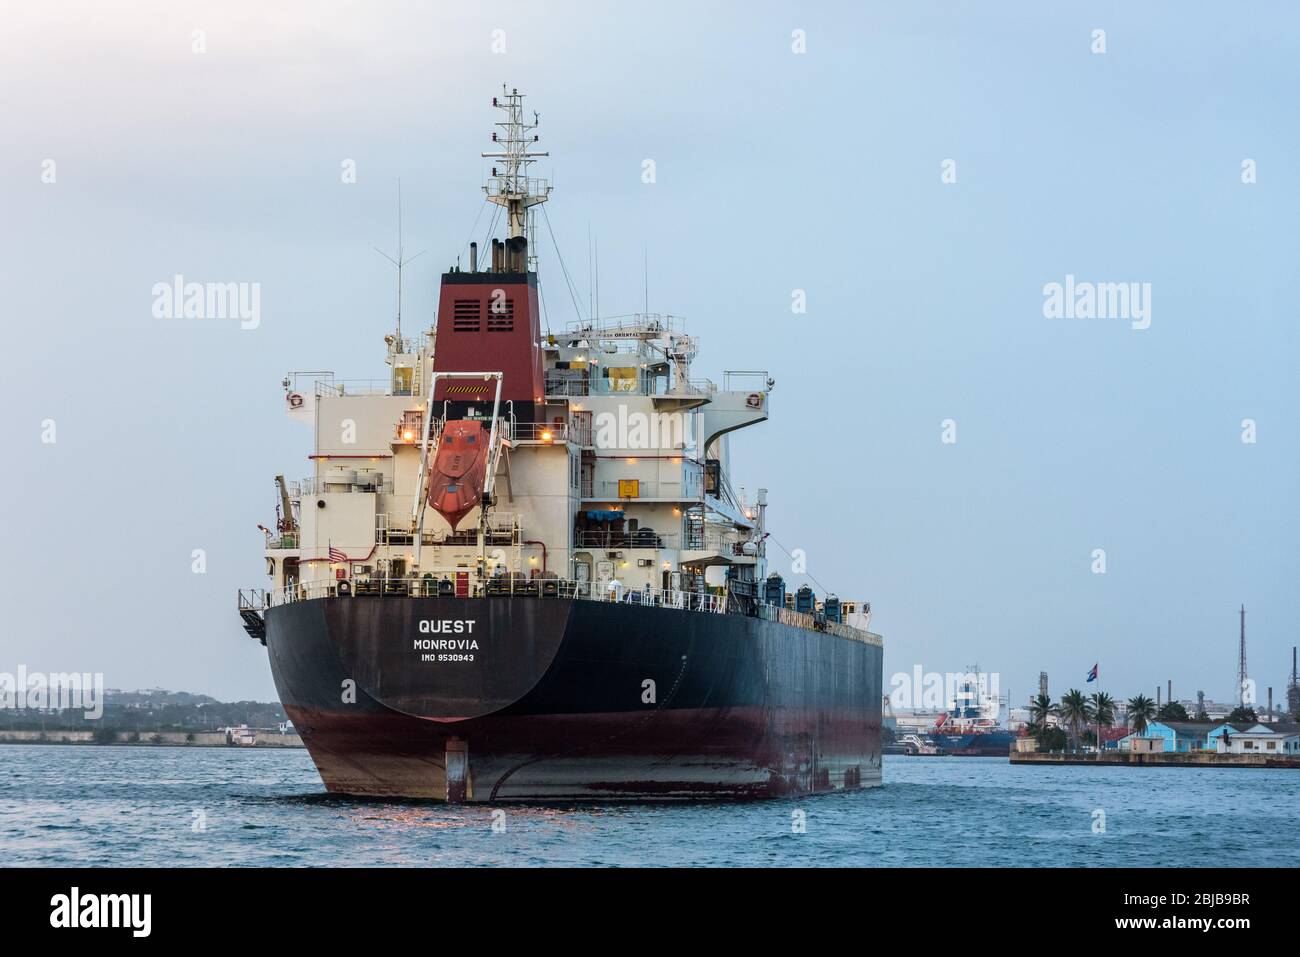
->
xmin=3 ymin=745 xmax=1297 ymax=867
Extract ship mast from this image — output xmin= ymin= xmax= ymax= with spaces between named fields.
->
xmin=482 ymin=85 xmax=551 ymax=266
xmin=375 ymin=181 xmax=423 ymax=349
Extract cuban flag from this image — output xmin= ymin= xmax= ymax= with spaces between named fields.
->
xmin=1086 ymin=663 xmax=1098 ymax=683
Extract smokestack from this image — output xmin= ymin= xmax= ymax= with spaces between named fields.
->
xmin=470 ymin=242 xmax=478 ymax=273
xmin=1156 ymin=686 xmax=1161 ymax=709
xmin=506 ymin=235 xmax=527 ymax=273
xmin=1268 ymin=687 xmax=1273 ymax=723
xmin=1238 ymin=605 xmax=1248 ymax=707
xmin=1167 ymin=680 xmax=1172 ymax=707
xmin=492 ymin=239 xmax=503 ymax=272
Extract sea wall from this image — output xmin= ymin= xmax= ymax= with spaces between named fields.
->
xmin=252 ymin=731 xmax=303 ymax=747
xmin=0 ymin=730 xmax=97 ymax=744
xmin=0 ymin=730 xmax=302 ymax=747
xmin=1011 ymin=750 xmax=1300 ymax=769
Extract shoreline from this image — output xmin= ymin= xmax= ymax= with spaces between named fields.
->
xmin=1012 ymin=751 xmax=1300 ymax=769
xmin=0 ymin=731 xmax=304 ymax=749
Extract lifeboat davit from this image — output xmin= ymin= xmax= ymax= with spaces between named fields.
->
xmin=427 ymin=420 xmax=489 ymax=531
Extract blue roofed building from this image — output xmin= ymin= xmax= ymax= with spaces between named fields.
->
xmin=1116 ymin=720 xmax=1220 ymax=753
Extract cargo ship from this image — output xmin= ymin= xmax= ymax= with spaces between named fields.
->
xmin=236 ymin=87 xmax=883 ymax=801
xmin=925 ymin=670 xmax=1014 ymax=757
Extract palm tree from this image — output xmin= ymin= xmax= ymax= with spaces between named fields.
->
xmin=1058 ymin=689 xmax=1094 ymax=751
xmin=1090 ymin=692 xmax=1116 ymax=749
xmin=1127 ymin=694 xmax=1156 ymax=735
xmin=1028 ymin=693 xmax=1057 ymax=737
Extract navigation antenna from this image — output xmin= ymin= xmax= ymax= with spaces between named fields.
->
xmin=483 ymin=85 xmax=551 ymax=269
xmin=375 ymin=180 xmax=424 ymax=345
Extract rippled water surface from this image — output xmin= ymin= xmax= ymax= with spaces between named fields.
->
xmin=3 ymin=745 xmax=1297 ymax=866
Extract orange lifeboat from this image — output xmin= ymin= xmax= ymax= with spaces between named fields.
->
xmin=426 ymin=420 xmax=489 ymax=531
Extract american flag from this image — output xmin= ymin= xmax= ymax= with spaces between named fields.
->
xmin=328 ymin=543 xmax=348 ymax=563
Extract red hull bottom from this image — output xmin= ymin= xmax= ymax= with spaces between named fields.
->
xmin=287 ymin=705 xmax=881 ymax=802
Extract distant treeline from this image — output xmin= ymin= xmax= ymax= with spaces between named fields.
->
xmin=0 ymin=698 xmax=287 ymax=733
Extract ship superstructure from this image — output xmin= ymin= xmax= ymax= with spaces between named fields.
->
xmin=238 ymin=87 xmax=883 ymax=801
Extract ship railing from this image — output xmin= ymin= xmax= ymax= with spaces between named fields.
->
xmin=572 ymin=529 xmax=753 ymax=554
xmin=238 ymin=588 xmax=269 ymax=612
xmin=544 ymin=370 xmax=715 ymax=399
xmin=503 ymin=422 xmax=569 ymax=444
xmin=573 ymin=530 xmax=673 ymax=549
xmin=314 ymin=378 xmax=417 ymax=397
xmin=563 ymin=313 xmax=685 ymax=338
xmin=762 ymin=603 xmax=882 ymax=647
xmin=674 ymin=378 xmax=717 ymax=396
xmin=485 ymin=176 xmax=550 ymax=200
xmin=295 ymin=476 xmax=395 ymax=496
xmin=258 ymin=576 xmax=726 ymax=615
xmin=722 ymin=370 xmax=772 ymax=393
xmin=244 ymin=580 xmax=877 ymax=641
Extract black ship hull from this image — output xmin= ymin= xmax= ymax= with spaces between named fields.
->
xmin=927 ymin=731 xmax=1016 ymax=757
xmin=265 ymin=596 xmax=882 ymax=802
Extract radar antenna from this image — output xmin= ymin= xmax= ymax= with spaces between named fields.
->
xmin=482 ymin=85 xmax=551 ymax=266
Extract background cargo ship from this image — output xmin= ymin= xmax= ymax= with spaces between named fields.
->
xmin=237 ymin=87 xmax=883 ymax=801
xmin=926 ymin=671 xmax=1014 ymax=757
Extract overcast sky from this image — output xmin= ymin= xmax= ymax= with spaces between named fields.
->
xmin=3 ymin=1 xmax=1296 ymax=705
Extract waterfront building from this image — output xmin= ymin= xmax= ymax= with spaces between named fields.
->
xmin=1116 ymin=720 xmax=1220 ymax=753
xmin=1209 ymin=723 xmax=1300 ymax=755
